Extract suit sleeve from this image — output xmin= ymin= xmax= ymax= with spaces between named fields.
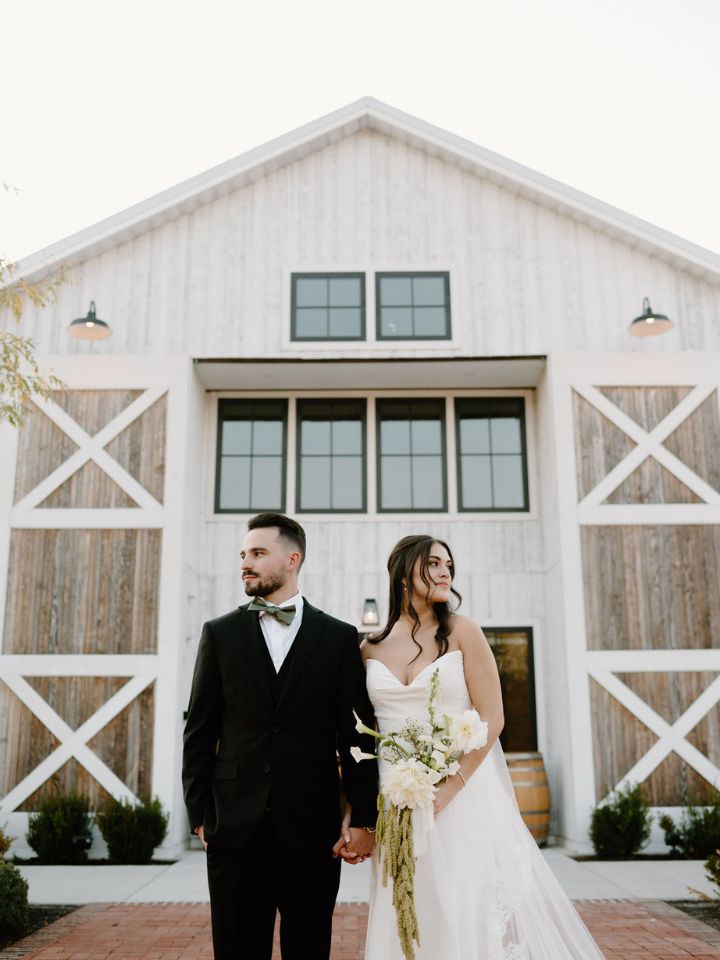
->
xmin=182 ymin=622 xmax=222 ymax=831
xmin=337 ymin=626 xmax=379 ymax=828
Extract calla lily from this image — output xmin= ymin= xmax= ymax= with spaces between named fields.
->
xmin=350 ymin=745 xmax=377 ymax=763
xmin=353 ymin=708 xmax=383 ymax=739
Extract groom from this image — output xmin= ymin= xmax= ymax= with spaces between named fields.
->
xmin=182 ymin=512 xmax=378 ymax=960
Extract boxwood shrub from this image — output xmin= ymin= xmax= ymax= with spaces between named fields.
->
xmin=589 ymin=782 xmax=652 ymax=858
xmin=95 ymin=796 xmax=168 ymax=864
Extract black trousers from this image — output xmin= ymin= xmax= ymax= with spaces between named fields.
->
xmin=206 ymin=812 xmax=342 ymax=960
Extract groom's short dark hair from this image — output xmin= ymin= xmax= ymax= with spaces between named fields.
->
xmin=247 ymin=513 xmax=306 ymax=566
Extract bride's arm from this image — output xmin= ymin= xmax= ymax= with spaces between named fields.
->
xmin=434 ymin=617 xmax=504 ymax=815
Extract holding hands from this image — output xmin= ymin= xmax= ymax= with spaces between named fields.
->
xmin=332 ymin=806 xmax=375 ymax=864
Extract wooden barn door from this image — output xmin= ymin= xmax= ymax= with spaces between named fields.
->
xmin=549 ymin=353 xmax=720 ymax=844
xmin=0 ymin=356 xmax=193 ymax=851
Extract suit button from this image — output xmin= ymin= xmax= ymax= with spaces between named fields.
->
xmin=263 ymin=763 xmax=271 ymax=773
xmin=272 ymin=725 xmax=280 ymax=734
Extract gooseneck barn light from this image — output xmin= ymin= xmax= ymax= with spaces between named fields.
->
xmin=628 ymin=297 xmax=672 ymax=337
xmin=67 ymin=301 xmax=112 ymax=340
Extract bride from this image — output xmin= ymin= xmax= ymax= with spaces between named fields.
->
xmin=359 ymin=534 xmax=605 ymax=960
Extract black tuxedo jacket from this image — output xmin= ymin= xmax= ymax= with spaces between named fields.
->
xmin=182 ymin=600 xmax=378 ymax=852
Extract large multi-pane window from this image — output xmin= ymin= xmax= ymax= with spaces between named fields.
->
xmin=215 ymin=395 xmax=529 ymax=514
xmin=376 ymin=272 xmax=451 ymax=340
xmin=455 ymin=398 xmax=528 ymax=511
xmin=297 ymin=400 xmax=365 ymax=511
xmin=377 ymin=399 xmax=446 ymax=511
xmin=215 ymin=400 xmax=286 ymax=512
xmin=291 ymin=274 xmax=365 ymax=340
xmin=484 ymin=628 xmax=537 ymax=752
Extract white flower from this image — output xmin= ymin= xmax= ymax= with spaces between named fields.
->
xmin=350 ymin=746 xmax=376 ymax=763
xmin=430 ymin=750 xmax=447 ymax=769
xmin=417 ymin=734 xmax=435 ymax=745
xmin=353 ymin=709 xmax=382 ymax=739
xmin=447 ymin=760 xmax=460 ymax=776
xmin=450 ymin=710 xmax=488 ymax=752
xmin=382 ymin=758 xmax=441 ymax=810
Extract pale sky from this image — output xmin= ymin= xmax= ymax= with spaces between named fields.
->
xmin=3 ymin=0 xmax=719 ymax=264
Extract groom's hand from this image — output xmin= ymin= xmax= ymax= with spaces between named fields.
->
xmin=332 ymin=827 xmax=375 ymax=864
xmin=195 ymin=825 xmax=207 ymax=850
xmin=332 ymin=808 xmax=353 ymax=860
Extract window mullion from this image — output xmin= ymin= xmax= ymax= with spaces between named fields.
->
xmin=287 ymin=397 xmax=297 ymax=512
xmin=408 ymin=405 xmax=415 ymax=509
xmin=445 ymin=396 xmax=458 ymax=513
xmin=367 ymin=397 xmax=377 ymax=514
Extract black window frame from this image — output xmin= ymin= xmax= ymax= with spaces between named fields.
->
xmin=295 ymin=399 xmax=367 ymax=513
xmin=483 ymin=625 xmax=538 ymax=753
xmin=376 ymin=398 xmax=448 ymax=513
xmin=291 ymin=272 xmax=366 ymax=342
xmin=215 ymin=398 xmax=288 ymax=514
xmin=455 ymin=397 xmax=529 ymax=513
xmin=375 ymin=271 xmax=452 ymax=341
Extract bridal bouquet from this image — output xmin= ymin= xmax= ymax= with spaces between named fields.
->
xmin=352 ymin=669 xmax=488 ymax=960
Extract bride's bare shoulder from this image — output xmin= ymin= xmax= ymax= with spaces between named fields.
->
xmin=359 ymin=635 xmax=381 ymax=662
xmin=449 ymin=614 xmax=488 ymax=647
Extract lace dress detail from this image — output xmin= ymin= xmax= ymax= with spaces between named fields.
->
xmin=364 ymin=651 xmax=605 ymax=960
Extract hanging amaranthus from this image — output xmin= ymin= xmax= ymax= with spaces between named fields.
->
xmin=352 ymin=670 xmax=489 ymax=960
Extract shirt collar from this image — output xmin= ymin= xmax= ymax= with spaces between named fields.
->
xmin=280 ymin=590 xmax=303 ymax=612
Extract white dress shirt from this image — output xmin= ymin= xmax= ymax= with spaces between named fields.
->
xmin=256 ymin=590 xmax=304 ymax=672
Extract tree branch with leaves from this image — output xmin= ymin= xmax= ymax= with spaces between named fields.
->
xmin=0 ymin=240 xmax=68 ymax=427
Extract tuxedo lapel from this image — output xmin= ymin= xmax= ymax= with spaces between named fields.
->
xmin=238 ymin=603 xmax=275 ymax=709
xmin=275 ymin=600 xmax=326 ymax=712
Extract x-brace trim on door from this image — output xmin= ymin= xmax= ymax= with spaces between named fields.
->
xmin=0 ymin=658 xmax=158 ymax=815
xmin=587 ymin=650 xmax=720 ymax=799
xmin=11 ymin=388 xmax=166 ymax=526
xmin=572 ymin=382 xmax=720 ymax=513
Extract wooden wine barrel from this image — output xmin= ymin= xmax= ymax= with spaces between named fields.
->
xmin=507 ymin=752 xmax=551 ymax=846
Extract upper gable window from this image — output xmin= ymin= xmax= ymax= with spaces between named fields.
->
xmin=291 ymin=273 xmax=365 ymax=341
xmin=376 ymin=272 xmax=451 ymax=340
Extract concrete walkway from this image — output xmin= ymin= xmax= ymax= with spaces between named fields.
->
xmin=17 ymin=848 xmax=718 ymax=904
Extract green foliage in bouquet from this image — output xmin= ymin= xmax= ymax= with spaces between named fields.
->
xmin=0 ymin=861 xmax=29 ymax=931
xmin=95 ymin=795 xmax=168 ymax=864
xmin=27 ymin=792 xmax=92 ymax=864
xmin=659 ymin=791 xmax=720 ymax=859
xmin=376 ymin=792 xmax=419 ymax=960
xmin=705 ymin=849 xmax=720 ymax=895
xmin=353 ymin=668 xmax=488 ymax=960
xmin=589 ymin=782 xmax=652 ymax=858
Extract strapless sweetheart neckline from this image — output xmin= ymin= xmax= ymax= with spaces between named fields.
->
xmin=365 ymin=648 xmax=463 ymax=687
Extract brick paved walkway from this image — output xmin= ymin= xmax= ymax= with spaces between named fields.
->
xmin=1 ymin=901 xmax=719 ymax=960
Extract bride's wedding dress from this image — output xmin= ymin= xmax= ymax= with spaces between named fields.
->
xmin=364 ymin=650 xmax=605 ymax=960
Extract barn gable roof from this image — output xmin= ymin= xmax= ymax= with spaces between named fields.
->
xmin=17 ymin=96 xmax=720 ymax=282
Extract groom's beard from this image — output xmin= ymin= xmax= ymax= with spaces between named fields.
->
xmin=243 ymin=570 xmax=286 ymax=598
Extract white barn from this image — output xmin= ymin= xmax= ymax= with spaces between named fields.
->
xmin=1 ymin=97 xmax=719 ymax=855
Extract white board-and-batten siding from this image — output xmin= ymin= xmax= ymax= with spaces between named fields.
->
xmin=3 ymin=97 xmax=720 ymax=854
xmin=9 ymin=129 xmax=720 ymax=357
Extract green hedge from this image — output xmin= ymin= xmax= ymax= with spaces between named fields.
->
xmin=95 ymin=796 xmax=168 ymax=864
xmin=0 ymin=861 xmax=29 ymax=932
xmin=705 ymin=848 xmax=720 ymax=894
xmin=0 ymin=825 xmax=12 ymax=860
xmin=659 ymin=791 xmax=720 ymax=859
xmin=589 ymin=782 xmax=652 ymax=858
xmin=26 ymin=792 xmax=93 ymax=864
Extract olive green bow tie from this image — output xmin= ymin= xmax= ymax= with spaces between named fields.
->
xmin=248 ymin=598 xmax=296 ymax=626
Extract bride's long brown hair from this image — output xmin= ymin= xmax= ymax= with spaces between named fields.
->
xmin=367 ymin=535 xmax=462 ymax=662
